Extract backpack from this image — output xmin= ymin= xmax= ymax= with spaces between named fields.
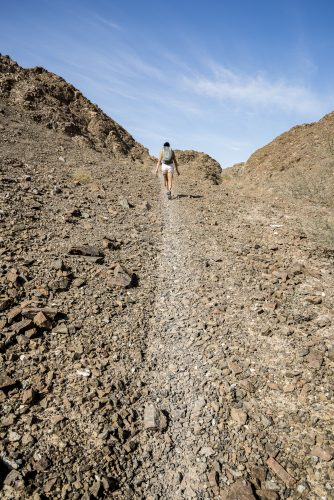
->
xmin=162 ymin=146 xmax=173 ymax=164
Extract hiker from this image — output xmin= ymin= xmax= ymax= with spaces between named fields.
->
xmin=155 ymin=142 xmax=180 ymax=199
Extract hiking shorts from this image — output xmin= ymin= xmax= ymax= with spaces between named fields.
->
xmin=161 ymin=162 xmax=174 ymax=174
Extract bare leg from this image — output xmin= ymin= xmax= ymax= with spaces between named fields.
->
xmin=163 ymin=173 xmax=168 ymax=190
xmin=167 ymin=171 xmax=173 ymax=192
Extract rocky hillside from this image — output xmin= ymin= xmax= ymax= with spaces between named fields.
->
xmin=244 ymin=112 xmax=334 ymax=176
xmin=0 ymin=55 xmax=150 ymax=162
xmin=174 ymin=149 xmax=222 ymax=185
xmin=226 ymin=112 xmax=334 ymax=208
xmin=1 ymin=58 xmax=334 ymax=500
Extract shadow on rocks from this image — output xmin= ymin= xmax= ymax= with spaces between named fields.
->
xmin=175 ymin=194 xmax=204 ymax=199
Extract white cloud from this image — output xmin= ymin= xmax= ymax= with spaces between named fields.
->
xmin=94 ymin=15 xmax=123 ymax=32
xmin=184 ymin=64 xmax=323 ymax=116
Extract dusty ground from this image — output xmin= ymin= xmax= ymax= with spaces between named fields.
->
xmin=1 ymin=99 xmax=334 ymax=499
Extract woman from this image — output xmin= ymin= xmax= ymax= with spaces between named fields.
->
xmin=155 ymin=142 xmax=180 ymax=199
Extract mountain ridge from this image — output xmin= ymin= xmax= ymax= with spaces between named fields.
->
xmin=0 ymin=54 xmax=151 ymax=163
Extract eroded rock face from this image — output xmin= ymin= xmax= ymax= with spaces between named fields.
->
xmin=174 ymin=149 xmax=222 ymax=185
xmin=0 ymin=54 xmax=151 ymax=163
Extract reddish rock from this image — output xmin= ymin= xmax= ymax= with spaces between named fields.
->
xmin=266 ymin=457 xmax=296 ymax=487
xmin=33 ymin=311 xmax=52 ymax=329
xmin=311 ymin=446 xmax=333 ymax=462
xmin=220 ymin=479 xmax=256 ymax=499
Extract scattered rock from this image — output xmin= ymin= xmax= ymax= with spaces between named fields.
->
xmin=109 ymin=264 xmax=134 ymax=288
xmin=33 ymin=311 xmax=52 ymax=329
xmin=143 ymin=404 xmax=168 ymax=431
xmin=266 ymin=457 xmax=296 ymax=487
xmin=0 ymin=373 xmax=16 ymax=389
xmin=118 ymin=196 xmax=133 ymax=209
xmin=230 ymin=408 xmax=248 ymax=427
xmin=221 ymin=479 xmax=256 ymax=499
xmin=311 ymin=446 xmax=333 ymax=462
xmin=76 ymin=368 xmax=91 ymax=377
xmin=68 ymin=245 xmax=104 ymax=257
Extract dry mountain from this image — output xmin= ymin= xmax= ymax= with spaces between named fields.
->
xmin=0 ymin=54 xmax=150 ymax=163
xmin=1 ymin=55 xmax=334 ymax=500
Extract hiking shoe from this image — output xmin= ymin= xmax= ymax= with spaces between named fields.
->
xmin=167 ymin=191 xmax=171 ymax=200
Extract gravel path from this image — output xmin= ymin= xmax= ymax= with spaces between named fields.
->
xmin=146 ymin=185 xmax=211 ymax=498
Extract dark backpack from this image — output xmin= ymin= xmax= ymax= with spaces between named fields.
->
xmin=162 ymin=146 xmax=173 ymax=164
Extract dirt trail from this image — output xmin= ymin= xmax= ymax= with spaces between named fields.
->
xmin=141 ymin=182 xmax=214 ymax=498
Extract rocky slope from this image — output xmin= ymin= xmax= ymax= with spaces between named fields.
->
xmin=1 ymin=58 xmax=334 ymax=500
xmin=243 ymin=112 xmax=334 ymax=176
xmin=0 ymin=55 xmax=150 ymax=162
xmin=226 ymin=112 xmax=334 ymax=209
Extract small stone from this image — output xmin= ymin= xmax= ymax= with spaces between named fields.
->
xmin=1 ymin=414 xmax=15 ymax=427
xmin=118 ymin=196 xmax=133 ymax=209
xmin=52 ymin=324 xmax=68 ymax=334
xmin=297 ymin=482 xmax=310 ymax=494
xmin=208 ymin=470 xmax=219 ymax=487
xmin=228 ymin=361 xmax=243 ymax=374
xmin=266 ymin=456 xmax=296 ymax=487
xmin=221 ymin=479 xmax=256 ymax=499
xmin=306 ymin=352 xmax=324 ymax=370
xmin=109 ymin=264 xmax=133 ymax=288
xmin=22 ymin=432 xmax=34 ymax=445
xmin=102 ymin=237 xmax=119 ymax=250
xmin=33 ymin=311 xmax=52 ymax=329
xmin=44 ymin=478 xmax=57 ymax=493
xmin=76 ymin=368 xmax=91 ymax=377
xmin=72 ymin=277 xmax=86 ymax=287
xmin=22 ymin=388 xmax=38 ymax=405
xmin=311 ymin=445 xmax=333 ymax=462
xmin=0 ymin=298 xmax=12 ymax=312
xmin=33 ymin=454 xmax=51 ymax=471
xmin=0 ymin=373 xmax=16 ymax=389
xmin=144 ymin=404 xmax=167 ymax=431
xmin=256 ymin=490 xmax=278 ymax=499
xmin=3 ymin=470 xmax=24 ymax=489
xmin=12 ymin=318 xmax=33 ymax=333
xmin=53 ymin=259 xmax=65 ymax=270
xmin=50 ymin=414 xmax=65 ymax=425
xmin=250 ymin=465 xmax=266 ymax=483
xmin=7 ymin=306 xmax=21 ymax=323
xmin=200 ymin=446 xmax=215 ymax=457
xmin=139 ymin=201 xmax=152 ymax=211
xmin=305 ymin=295 xmax=322 ymax=304
xmin=49 ymin=277 xmax=71 ymax=291
xmin=8 ymin=430 xmax=21 ymax=442
xmin=90 ymin=480 xmax=101 ymax=497
xmin=230 ymin=408 xmax=247 ymax=427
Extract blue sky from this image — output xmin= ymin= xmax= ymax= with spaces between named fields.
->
xmin=1 ymin=0 xmax=334 ymax=166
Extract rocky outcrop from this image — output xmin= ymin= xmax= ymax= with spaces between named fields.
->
xmin=174 ymin=149 xmax=222 ymax=185
xmin=0 ymin=54 xmax=150 ymax=163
